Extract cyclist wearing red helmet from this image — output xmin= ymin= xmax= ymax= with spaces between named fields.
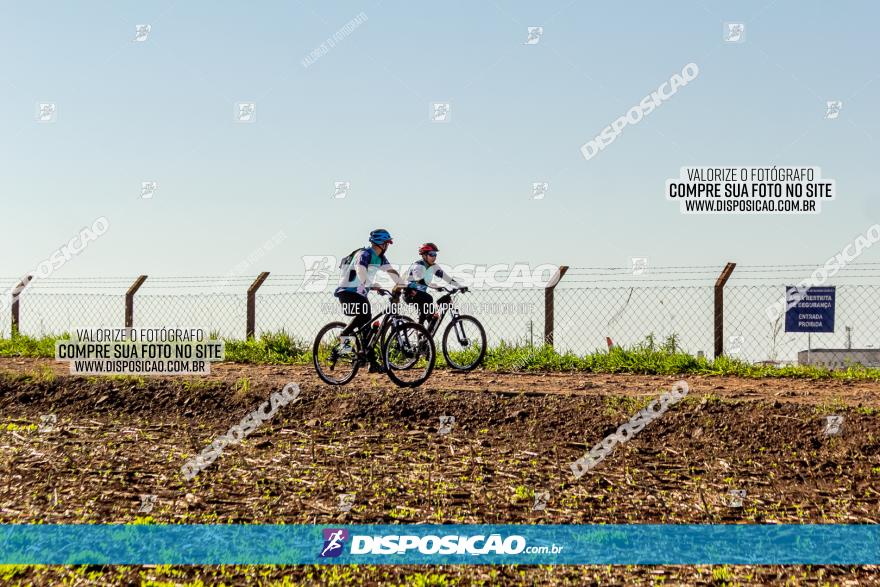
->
xmin=403 ymin=242 xmax=467 ymax=329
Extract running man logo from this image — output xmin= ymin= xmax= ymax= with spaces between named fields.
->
xmin=37 ymin=103 xmax=57 ymax=123
xmin=438 ymin=415 xmax=455 ymax=435
xmin=431 ymin=102 xmax=450 ymax=123
xmin=337 ymin=493 xmax=355 ymax=512
xmin=727 ymin=334 xmax=744 ymax=355
xmin=825 ymin=100 xmax=843 ymax=120
xmin=532 ymin=491 xmax=549 ymax=511
xmin=37 ymin=414 xmax=57 ymax=433
xmin=725 ymin=489 xmax=746 ymax=508
xmin=532 ymin=182 xmax=548 ymax=200
xmin=320 ymin=528 xmax=349 ymax=558
xmin=300 ymin=255 xmax=336 ymax=292
xmin=236 ymin=102 xmax=256 ymax=123
xmin=631 ymin=257 xmax=648 ymax=275
xmin=723 ymin=22 xmax=745 ymax=43
xmin=138 ymin=494 xmax=157 ymax=514
xmin=333 ymin=181 xmax=351 ymax=199
xmin=823 ymin=415 xmax=844 ymax=436
xmin=141 ymin=181 xmax=158 ymax=199
xmin=524 ymin=26 xmax=543 ymax=45
xmin=134 ymin=24 xmax=151 ymax=42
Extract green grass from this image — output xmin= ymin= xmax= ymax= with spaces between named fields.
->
xmin=2 ymin=332 xmax=880 ymax=381
xmin=0 ymin=332 xmax=68 ymax=357
xmin=222 ymin=330 xmax=310 ymax=364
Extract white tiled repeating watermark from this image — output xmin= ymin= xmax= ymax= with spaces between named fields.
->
xmin=134 ymin=24 xmax=151 ymax=42
xmin=235 ymin=102 xmax=256 ymax=123
xmin=298 ymin=257 xmax=563 ymax=291
xmin=431 ymin=102 xmax=451 ymax=123
xmin=631 ymin=257 xmax=648 ymax=275
xmin=141 ymin=181 xmax=158 ymax=199
xmin=723 ymin=22 xmax=745 ymax=43
xmin=0 ymin=217 xmax=110 ymax=313
xmin=728 ymin=334 xmax=744 ymax=356
xmin=36 ymin=102 xmax=57 ymax=123
xmin=825 ymin=100 xmax=843 ymax=119
xmin=181 ymin=383 xmax=300 ymax=480
xmin=333 ymin=181 xmax=351 ymax=199
xmin=822 ymin=415 xmax=844 ymax=436
xmin=532 ymin=182 xmax=548 ymax=200
xmin=580 ymin=63 xmax=699 ymax=161
xmin=337 ymin=493 xmax=355 ymax=512
xmin=318 ymin=300 xmax=536 ymax=317
xmin=302 ymin=12 xmax=368 ymax=68
xmin=438 ymin=415 xmax=455 ymax=436
xmin=570 ymin=381 xmax=689 ymax=478
xmin=532 ymin=490 xmax=549 ymax=511
xmin=524 ymin=27 xmax=543 ymax=45
xmin=218 ymin=230 xmax=287 ymax=291
xmin=725 ymin=489 xmax=746 ymax=508
xmin=137 ymin=494 xmax=157 ymax=514
xmin=765 ymin=224 xmax=880 ymax=322
xmin=37 ymin=414 xmax=57 ymax=433
xmin=300 ymin=255 xmax=336 ymax=292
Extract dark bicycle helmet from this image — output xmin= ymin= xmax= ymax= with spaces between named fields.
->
xmin=418 ymin=242 xmax=439 ymax=254
xmin=369 ymin=228 xmax=393 ymax=245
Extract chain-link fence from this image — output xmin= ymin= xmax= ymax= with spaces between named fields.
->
xmin=4 ymin=263 xmax=880 ymax=368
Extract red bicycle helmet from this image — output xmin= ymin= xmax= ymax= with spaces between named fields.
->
xmin=418 ymin=242 xmax=439 ymax=254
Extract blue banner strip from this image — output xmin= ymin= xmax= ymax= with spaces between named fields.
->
xmin=0 ymin=524 xmax=878 ymax=565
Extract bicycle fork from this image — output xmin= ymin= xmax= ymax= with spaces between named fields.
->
xmin=450 ymin=310 xmax=470 ymax=346
xmin=391 ymin=317 xmax=414 ymax=354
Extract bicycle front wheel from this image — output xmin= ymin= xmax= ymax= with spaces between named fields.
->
xmin=382 ymin=322 xmax=435 ymax=387
xmin=442 ymin=315 xmax=487 ymax=371
xmin=313 ymin=322 xmax=360 ymax=385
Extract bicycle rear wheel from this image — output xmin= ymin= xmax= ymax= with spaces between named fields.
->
xmin=382 ymin=322 xmax=435 ymax=387
xmin=442 ymin=315 xmax=486 ymax=371
xmin=313 ymin=322 xmax=360 ymax=385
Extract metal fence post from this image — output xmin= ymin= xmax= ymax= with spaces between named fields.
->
xmin=714 ymin=262 xmax=737 ymax=358
xmin=10 ymin=275 xmax=33 ymax=337
xmin=125 ymin=275 xmax=148 ymax=328
xmin=544 ymin=265 xmax=569 ymax=346
xmin=246 ymin=272 xmax=270 ymax=340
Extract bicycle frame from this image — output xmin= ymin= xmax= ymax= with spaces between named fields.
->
xmin=357 ymin=291 xmax=411 ymax=352
xmin=426 ymin=289 xmax=470 ymax=346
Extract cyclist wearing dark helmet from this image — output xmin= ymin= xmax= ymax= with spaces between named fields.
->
xmin=403 ymin=242 xmax=467 ymax=330
xmin=334 ymin=229 xmax=406 ymax=360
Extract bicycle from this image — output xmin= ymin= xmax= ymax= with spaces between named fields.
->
xmin=313 ymin=288 xmax=436 ymax=388
xmin=394 ymin=286 xmax=487 ymax=371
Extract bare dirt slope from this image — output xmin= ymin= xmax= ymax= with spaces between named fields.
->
xmin=1 ymin=358 xmax=879 ymax=585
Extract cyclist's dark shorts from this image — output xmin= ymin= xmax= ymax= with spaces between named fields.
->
xmin=335 ymin=291 xmax=371 ymax=317
xmin=404 ymin=288 xmax=435 ymax=322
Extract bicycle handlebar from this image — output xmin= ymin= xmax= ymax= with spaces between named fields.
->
xmin=371 ymin=287 xmax=404 ymax=298
xmin=373 ymin=286 xmax=467 ymax=295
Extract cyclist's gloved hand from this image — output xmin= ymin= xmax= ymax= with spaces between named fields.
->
xmin=356 ymin=284 xmax=368 ymax=296
xmin=459 ymin=286 xmax=469 ymax=293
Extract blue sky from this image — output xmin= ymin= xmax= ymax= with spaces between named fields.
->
xmin=1 ymin=0 xmax=878 ymax=279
